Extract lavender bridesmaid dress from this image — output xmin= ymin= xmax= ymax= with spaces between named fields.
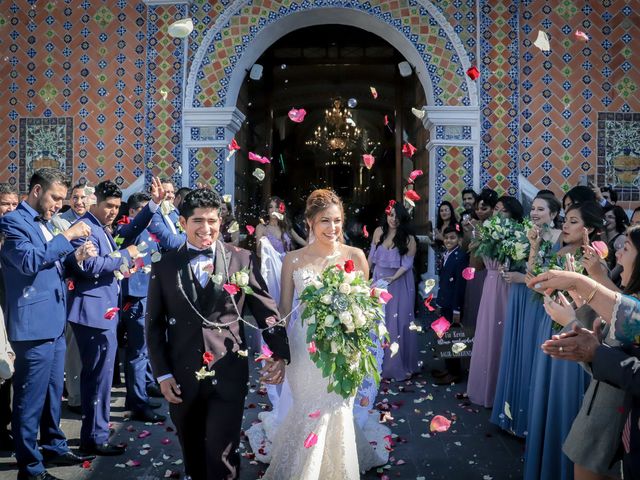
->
xmin=467 ymin=257 xmax=510 ymax=407
xmin=369 ymin=242 xmax=418 ymax=380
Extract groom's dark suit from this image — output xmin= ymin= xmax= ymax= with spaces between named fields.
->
xmin=146 ymin=241 xmax=290 ymax=480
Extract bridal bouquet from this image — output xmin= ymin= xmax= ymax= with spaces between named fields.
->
xmin=299 ymin=259 xmax=388 ymax=399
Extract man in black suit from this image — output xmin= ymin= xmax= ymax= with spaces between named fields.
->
xmin=146 ymin=189 xmax=290 ymax=480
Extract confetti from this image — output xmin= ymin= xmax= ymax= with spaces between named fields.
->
xmin=161 ymin=438 xmax=172 ymax=445
xmin=81 ymin=460 xmax=91 ymax=469
xmin=363 ymin=225 xmax=369 ymax=238
xmin=222 ymin=194 xmax=232 ymax=203
xmin=431 ymin=317 xmax=451 ymax=339
xmin=452 ymin=342 xmax=467 ymax=354
xmin=67 ymin=280 xmax=75 ymax=291
xmin=138 ymin=430 xmax=151 ymax=439
xmin=248 ymin=152 xmax=270 ymax=164
xmin=504 ymin=402 xmax=513 ymax=420
xmin=363 ymin=154 xmax=375 ymax=170
xmin=237 ymin=349 xmax=248 ymax=357
xmin=288 ymin=108 xmax=307 ymax=123
xmin=466 ymin=66 xmax=480 ymax=80
xmin=402 ymin=143 xmax=417 ymax=158
xmin=104 ymin=307 xmax=120 ymax=320
xmin=308 ymin=410 xmax=321 ymax=419
xmin=423 ymin=279 xmax=436 ymax=294
xmin=424 ymin=293 xmax=435 ymax=312
xmin=411 ymin=107 xmax=425 ymax=119
xmin=404 ymin=190 xmax=421 ymax=203
xmin=159 ymin=88 xmax=168 ymax=101
xmin=575 ymin=30 xmax=589 ymax=42
xmin=202 ymin=351 xmax=214 ymax=365
xmin=223 ymin=284 xmax=240 ymax=295
xmin=389 ymin=342 xmax=399 ymax=357
xmin=408 ymin=169 xmax=423 ymax=183
xmin=125 ymin=459 xmax=141 ymax=467
xmin=379 ymin=291 xmax=393 ymax=304
xmin=167 ymin=18 xmax=194 ymax=38
xmin=533 ymin=30 xmax=551 ymax=51
xmin=246 ymin=225 xmax=255 ymax=235
xmin=304 ymin=432 xmax=318 ymax=448
xmin=462 ymin=267 xmax=476 ymax=280
xmin=253 ymin=168 xmax=265 ymax=181
xmin=151 ymin=251 xmax=163 ymax=263
xmin=430 ymin=415 xmax=452 ymax=432
xmin=227 ymin=221 xmax=239 ymax=233
xmin=370 ymin=86 xmax=378 ymax=99
xmin=227 ymin=138 xmax=241 ymax=152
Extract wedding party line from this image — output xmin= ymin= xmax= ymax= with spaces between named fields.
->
xmin=0 ymin=170 xmax=639 ymax=480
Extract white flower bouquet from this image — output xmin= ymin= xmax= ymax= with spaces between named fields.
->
xmin=299 ymin=259 xmax=389 ymax=399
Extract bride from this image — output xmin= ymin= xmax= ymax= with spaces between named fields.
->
xmin=253 ymin=189 xmax=389 ymax=479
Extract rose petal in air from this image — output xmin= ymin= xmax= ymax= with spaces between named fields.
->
xmin=363 ymin=225 xmax=369 ymax=238
xmin=308 ymin=410 xmax=321 ymax=419
xmin=404 ymin=190 xmax=420 ymax=202
xmin=370 ymin=86 xmax=378 ymax=99
xmin=253 ymin=168 xmax=265 ymax=181
xmin=408 ymin=169 xmax=423 ymax=183
xmin=591 ymin=240 xmax=609 ymax=259
xmin=424 ymin=293 xmax=435 ymax=312
xmin=248 ymin=152 xmax=270 ymax=164
xmin=303 ymin=432 xmax=318 ymax=448
xmin=430 ymin=415 xmax=452 ymax=432
xmin=431 ymin=316 xmax=451 ymax=339
xmin=402 ymin=142 xmax=417 ymax=157
xmin=466 ymin=66 xmax=480 ymax=80
xmin=246 ymin=225 xmax=255 ymax=235
xmin=575 ymin=30 xmax=589 ymax=42
xmin=462 ymin=267 xmax=476 ymax=280
xmin=533 ymin=30 xmax=551 ymax=51
xmin=362 ymin=154 xmax=375 ymax=170
xmin=261 ymin=344 xmax=273 ymax=358
xmin=223 ymin=284 xmax=240 ymax=295
xmin=287 ymin=108 xmax=307 ymax=123
xmin=389 ymin=342 xmax=399 ymax=357
xmin=104 ymin=307 xmax=120 ymax=320
xmin=125 ymin=459 xmax=141 ymax=467
xmin=379 ymin=291 xmax=393 ymax=304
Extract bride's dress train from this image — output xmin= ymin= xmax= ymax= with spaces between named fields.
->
xmin=247 ymin=267 xmax=389 ymax=479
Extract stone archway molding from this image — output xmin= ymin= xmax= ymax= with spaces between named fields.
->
xmin=184 ymin=1 xmax=479 ymax=109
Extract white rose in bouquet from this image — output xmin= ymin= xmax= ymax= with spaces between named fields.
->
xmin=238 ymin=271 xmax=250 ymax=287
xmin=343 ymin=271 xmax=356 ymax=283
xmin=312 ymin=279 xmax=323 ymax=290
xmin=339 ymin=311 xmax=353 ymax=325
xmin=338 ymin=283 xmax=351 ymax=295
xmin=324 ymin=315 xmax=336 ymax=327
xmin=321 ymin=294 xmax=333 ymax=305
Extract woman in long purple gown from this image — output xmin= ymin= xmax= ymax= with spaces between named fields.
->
xmin=368 ymin=201 xmax=418 ymax=380
xmin=467 ymin=196 xmax=525 ymax=408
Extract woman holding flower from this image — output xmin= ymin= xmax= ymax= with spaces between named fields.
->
xmin=368 ymin=201 xmax=418 ymax=380
xmin=467 ymin=196 xmax=523 ymax=408
xmin=491 ymin=193 xmax=562 ymax=436
xmin=524 ymin=200 xmax=605 ymax=480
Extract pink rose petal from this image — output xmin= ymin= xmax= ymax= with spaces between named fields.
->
xmin=363 ymin=225 xmax=369 ymax=238
xmin=248 ymin=152 xmax=270 ymax=164
xmin=307 ymin=341 xmax=317 ymax=354
xmin=125 ymin=459 xmax=141 ymax=467
xmin=431 ymin=317 xmax=451 ymax=339
xmin=104 ymin=307 xmax=120 ymax=320
xmin=261 ymin=344 xmax=273 ymax=358
xmin=246 ymin=225 xmax=255 ymax=235
xmin=379 ymin=291 xmax=393 ymax=304
xmin=223 ymin=283 xmax=240 ymax=295
xmin=408 ymin=169 xmax=423 ymax=183
xmin=161 ymin=438 xmax=171 ymax=445
xmin=287 ymin=108 xmax=307 ymax=123
xmin=138 ymin=430 xmax=151 ymax=439
xmin=402 ymin=142 xmax=417 ymax=158
xmin=575 ymin=30 xmax=589 ymax=42
xmin=591 ymin=240 xmax=609 ymax=259
xmin=362 ymin=154 xmax=375 ymax=170
xmin=308 ymin=409 xmax=321 ymax=419
xmin=462 ymin=267 xmax=476 ymax=280
xmin=303 ymin=432 xmax=318 ymax=448
xmin=227 ymin=138 xmax=241 ymax=151
xmin=430 ymin=415 xmax=452 ymax=432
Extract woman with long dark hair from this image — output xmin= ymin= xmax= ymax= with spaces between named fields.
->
xmin=603 ymin=205 xmax=630 ymax=270
xmin=368 ymin=200 xmax=418 ymax=380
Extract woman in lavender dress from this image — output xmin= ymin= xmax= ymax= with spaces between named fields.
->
xmin=368 ymin=201 xmax=418 ymax=380
xmin=467 ymin=196 xmax=524 ymax=408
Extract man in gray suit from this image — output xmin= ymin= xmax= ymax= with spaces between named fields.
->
xmin=52 ymin=184 xmax=88 ymax=414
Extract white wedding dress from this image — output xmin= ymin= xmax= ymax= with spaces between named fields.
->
xmin=248 ymin=266 xmax=389 ymax=479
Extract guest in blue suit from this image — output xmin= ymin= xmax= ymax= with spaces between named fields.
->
xmin=147 ymin=178 xmax=186 ymax=252
xmin=434 ymin=224 xmax=469 ymax=384
xmin=115 ymin=181 xmax=167 ymax=423
xmin=66 ymin=180 xmax=139 ymax=457
xmin=0 ymin=168 xmax=97 ymax=480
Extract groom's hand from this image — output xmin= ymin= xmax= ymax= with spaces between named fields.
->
xmin=159 ymin=377 xmax=183 ymax=404
xmin=260 ymin=358 xmax=285 ymax=385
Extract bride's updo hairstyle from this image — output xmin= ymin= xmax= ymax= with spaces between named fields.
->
xmin=305 ymin=189 xmax=345 ymax=242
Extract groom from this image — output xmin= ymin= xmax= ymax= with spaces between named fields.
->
xmin=146 ymin=189 xmax=289 ymax=480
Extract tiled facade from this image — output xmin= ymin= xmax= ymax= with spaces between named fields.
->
xmin=1 ymin=0 xmax=638 ymax=208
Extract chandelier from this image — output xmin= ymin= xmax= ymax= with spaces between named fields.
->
xmin=306 ymin=99 xmax=363 ymax=151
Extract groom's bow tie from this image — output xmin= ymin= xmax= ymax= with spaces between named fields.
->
xmin=187 ymin=247 xmax=214 ymax=261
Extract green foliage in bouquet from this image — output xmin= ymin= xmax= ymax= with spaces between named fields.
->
xmin=299 ymin=261 xmax=389 ymax=399
xmin=471 ymin=215 xmax=533 ymax=268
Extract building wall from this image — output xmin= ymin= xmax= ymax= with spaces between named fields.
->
xmin=1 ymin=0 xmax=638 ymax=209
xmin=1 ymin=0 xmax=147 ymax=192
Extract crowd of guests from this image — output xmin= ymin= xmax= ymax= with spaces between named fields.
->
xmin=0 ymin=167 xmax=639 ymax=480
xmin=421 ymin=183 xmax=640 ymax=480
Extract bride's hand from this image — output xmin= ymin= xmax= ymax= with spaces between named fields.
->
xmin=260 ymin=357 xmax=285 ymax=385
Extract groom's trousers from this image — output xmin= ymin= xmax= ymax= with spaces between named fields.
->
xmin=170 ymin=380 xmax=245 ymax=480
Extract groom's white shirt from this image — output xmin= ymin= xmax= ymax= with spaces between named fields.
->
xmin=156 ymin=241 xmax=216 ymax=384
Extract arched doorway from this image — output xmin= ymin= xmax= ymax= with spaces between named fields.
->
xmin=232 ymin=25 xmax=427 ymax=248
